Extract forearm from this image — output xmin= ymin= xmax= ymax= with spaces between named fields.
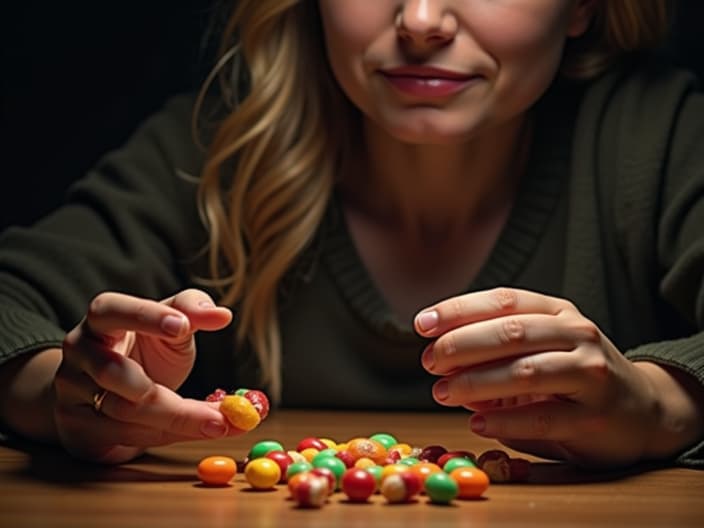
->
xmin=636 ymin=361 xmax=704 ymax=462
xmin=0 ymin=348 xmax=61 ymax=443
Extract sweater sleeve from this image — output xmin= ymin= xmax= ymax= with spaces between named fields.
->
xmin=0 ymin=94 xmax=210 ymax=365
xmin=619 ymin=71 xmax=704 ymax=468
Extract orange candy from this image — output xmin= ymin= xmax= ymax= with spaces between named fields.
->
xmin=346 ymin=437 xmax=388 ymax=465
xmin=197 ymin=455 xmax=237 ymax=486
xmin=449 ymin=467 xmax=490 ymax=499
xmin=409 ymin=461 xmax=443 ymax=486
xmin=219 ymin=395 xmax=261 ymax=431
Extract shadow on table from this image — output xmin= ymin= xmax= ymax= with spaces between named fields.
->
xmin=2 ymin=438 xmax=195 ymax=488
xmin=522 ymin=460 xmax=668 ymax=485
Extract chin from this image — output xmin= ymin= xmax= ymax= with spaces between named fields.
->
xmin=388 ymin=125 xmax=473 ymax=145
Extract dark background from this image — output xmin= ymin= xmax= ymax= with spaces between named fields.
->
xmin=2 ymin=1 xmax=703 ymax=230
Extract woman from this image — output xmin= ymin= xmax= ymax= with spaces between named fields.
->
xmin=0 ymin=0 xmax=702 ymax=468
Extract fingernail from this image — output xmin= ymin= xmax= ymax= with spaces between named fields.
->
xmin=434 ymin=380 xmax=449 ymax=401
xmin=199 ymin=300 xmax=215 ymax=309
xmin=202 ymin=420 xmax=228 ymax=438
xmin=161 ymin=315 xmax=187 ymax=336
xmin=416 ymin=310 xmax=439 ymax=333
xmin=470 ymin=414 xmax=486 ymax=433
xmin=421 ymin=345 xmax=435 ymax=371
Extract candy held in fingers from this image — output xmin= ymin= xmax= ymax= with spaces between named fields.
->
xmin=206 ymin=387 xmax=270 ymax=430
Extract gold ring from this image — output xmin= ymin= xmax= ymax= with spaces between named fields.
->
xmin=92 ymin=389 xmax=108 ymax=413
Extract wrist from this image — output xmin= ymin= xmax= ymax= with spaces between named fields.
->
xmin=0 ymin=348 xmax=62 ymax=443
xmin=635 ymin=361 xmax=704 ymax=462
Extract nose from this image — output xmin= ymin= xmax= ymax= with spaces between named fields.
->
xmin=396 ymin=0 xmax=458 ymax=51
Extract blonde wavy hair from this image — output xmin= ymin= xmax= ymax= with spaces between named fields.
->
xmin=194 ymin=0 xmax=672 ymax=403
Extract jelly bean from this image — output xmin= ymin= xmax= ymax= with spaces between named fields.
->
xmin=205 ymin=388 xmax=227 ymax=402
xmin=335 ymin=450 xmax=356 ymax=468
xmin=443 ymin=457 xmax=475 ymax=474
xmin=399 ymin=456 xmax=420 ymax=467
xmin=369 ymin=433 xmax=398 ymax=449
xmin=311 ymin=449 xmax=338 ymax=466
xmin=245 ymin=458 xmax=281 ymax=489
xmin=286 ymin=460 xmax=314 ymax=481
xmin=197 ymin=455 xmax=237 ymax=486
xmin=380 ymin=463 xmax=410 ymax=482
xmin=380 ymin=471 xmax=422 ymax=503
xmin=293 ymin=474 xmax=329 ymax=508
xmin=346 ymin=437 xmax=388 ymax=464
xmin=310 ymin=467 xmax=336 ymax=495
xmin=409 ymin=461 xmax=443 ymax=486
xmin=287 ymin=450 xmax=307 ymax=464
xmin=365 ymin=465 xmax=383 ymax=489
xmin=354 ymin=457 xmax=377 ymax=469
xmin=341 ymin=468 xmax=377 ymax=502
xmin=437 ymin=450 xmax=476 ymax=468
xmin=297 ymin=437 xmax=327 ymax=452
xmin=449 ymin=467 xmax=490 ymax=500
xmin=319 ymin=438 xmax=338 ymax=449
xmin=418 ymin=445 xmax=447 ymax=464
xmin=312 ymin=455 xmax=346 ymax=489
xmin=477 ymin=449 xmax=511 ymax=483
xmin=235 ymin=389 xmax=270 ymax=420
xmin=219 ymin=395 xmax=261 ymax=431
xmin=248 ymin=440 xmax=285 ymax=460
xmin=264 ymin=451 xmax=294 ymax=482
xmin=300 ymin=447 xmax=320 ymax=462
xmin=389 ymin=443 xmax=413 ymax=458
xmin=424 ymin=472 xmax=459 ymax=504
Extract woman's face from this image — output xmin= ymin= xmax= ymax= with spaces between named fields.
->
xmin=317 ymin=0 xmax=594 ymax=144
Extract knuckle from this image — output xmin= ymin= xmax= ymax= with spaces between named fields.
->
xmin=570 ymin=320 xmax=601 ymax=343
xmin=497 ymin=317 xmax=526 ymax=346
xmin=511 ymin=357 xmax=538 ymax=389
xmin=434 ymin=333 xmax=458 ymax=359
xmin=490 ymin=287 xmax=519 ymax=312
xmin=582 ymin=353 xmax=610 ymax=381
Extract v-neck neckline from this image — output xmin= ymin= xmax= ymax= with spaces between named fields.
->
xmin=318 ymin=80 xmax=580 ymax=341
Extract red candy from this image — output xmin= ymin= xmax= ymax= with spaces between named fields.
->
xmin=205 ymin=388 xmax=227 ymax=402
xmin=242 ymin=389 xmax=270 ymax=420
xmin=341 ymin=468 xmax=377 ymax=502
xmin=297 ymin=437 xmax=328 ymax=452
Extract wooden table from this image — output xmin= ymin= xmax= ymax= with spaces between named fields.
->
xmin=1 ymin=410 xmax=702 ymax=527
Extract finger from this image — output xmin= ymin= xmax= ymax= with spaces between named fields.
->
xmin=468 ymin=400 xmax=584 ymax=442
xmin=99 ymin=384 xmax=235 ymax=439
xmin=414 ymin=287 xmax=575 ymax=337
xmin=431 ymin=351 xmax=585 ymax=407
xmin=84 ymin=292 xmax=191 ymax=340
xmin=57 ymin=405 xmax=208 ymax=449
xmin=421 ymin=312 xmax=600 ymax=375
xmin=161 ymin=288 xmax=233 ymax=331
xmin=66 ymin=336 xmax=155 ymax=402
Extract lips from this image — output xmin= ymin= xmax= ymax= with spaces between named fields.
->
xmin=379 ymin=66 xmax=479 ymax=99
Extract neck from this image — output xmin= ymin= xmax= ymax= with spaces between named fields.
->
xmin=339 ymin=115 xmax=532 ymax=247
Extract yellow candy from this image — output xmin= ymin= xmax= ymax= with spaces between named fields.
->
xmin=219 ymin=395 xmax=261 ymax=431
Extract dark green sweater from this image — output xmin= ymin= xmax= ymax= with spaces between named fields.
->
xmin=1 ymin=61 xmax=703 ymax=467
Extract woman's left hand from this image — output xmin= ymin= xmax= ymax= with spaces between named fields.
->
xmin=415 ymin=287 xmax=663 ymax=468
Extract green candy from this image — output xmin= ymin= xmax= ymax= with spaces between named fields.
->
xmin=248 ymin=440 xmax=285 ymax=460
xmin=365 ymin=465 xmax=383 ymax=488
xmin=311 ymin=448 xmax=338 ymax=465
xmin=399 ymin=456 xmax=420 ymax=466
xmin=286 ymin=460 xmax=313 ymax=480
xmin=312 ymin=455 xmax=347 ymax=488
xmin=443 ymin=457 xmax=475 ymax=473
xmin=369 ymin=433 xmax=398 ymax=449
xmin=424 ymin=472 xmax=459 ymax=504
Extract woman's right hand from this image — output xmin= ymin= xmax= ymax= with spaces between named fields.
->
xmin=53 ymin=288 xmax=238 ymax=464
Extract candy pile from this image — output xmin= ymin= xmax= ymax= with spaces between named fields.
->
xmin=197 ymin=432 xmax=531 ymax=508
